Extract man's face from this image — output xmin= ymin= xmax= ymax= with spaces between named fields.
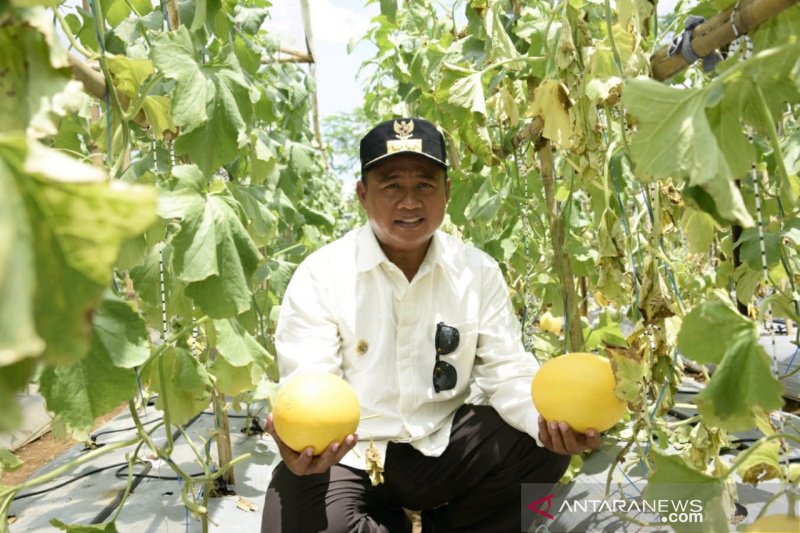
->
xmin=357 ymin=154 xmax=450 ymax=260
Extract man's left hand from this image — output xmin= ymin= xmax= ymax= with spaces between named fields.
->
xmin=538 ymin=416 xmax=601 ymax=455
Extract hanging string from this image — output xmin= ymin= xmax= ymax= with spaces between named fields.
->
xmin=158 ymin=244 xmax=169 ymax=342
xmin=610 ymin=157 xmax=642 ymax=321
xmin=515 ymin=142 xmax=537 ymax=353
xmin=749 ymin=126 xmax=789 ymax=474
xmin=732 ymin=7 xmax=790 ymax=492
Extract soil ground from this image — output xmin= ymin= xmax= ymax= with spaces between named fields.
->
xmin=0 ymin=403 xmax=127 ymax=487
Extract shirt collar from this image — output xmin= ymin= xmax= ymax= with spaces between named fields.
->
xmin=356 ymin=223 xmax=458 ymax=276
xmin=356 ymin=223 xmax=389 ymax=273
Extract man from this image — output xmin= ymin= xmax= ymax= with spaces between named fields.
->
xmin=262 ymin=118 xmax=600 ymax=532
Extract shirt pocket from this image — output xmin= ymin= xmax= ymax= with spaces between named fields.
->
xmin=436 ymin=319 xmax=478 ymax=393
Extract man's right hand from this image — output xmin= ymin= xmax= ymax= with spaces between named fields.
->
xmin=265 ymin=414 xmax=358 ymax=476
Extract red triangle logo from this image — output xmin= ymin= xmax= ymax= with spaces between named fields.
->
xmin=527 ymin=493 xmax=555 ymax=520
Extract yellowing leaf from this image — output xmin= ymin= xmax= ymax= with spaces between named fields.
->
xmin=108 ymin=55 xmax=155 ymax=99
xmin=736 ymin=440 xmax=782 ymax=485
xmin=527 ymin=80 xmax=573 ymax=149
xmin=680 ymin=208 xmax=717 ymax=254
xmin=643 ymin=450 xmax=729 ymax=533
xmin=2 ymin=138 xmax=157 ymax=367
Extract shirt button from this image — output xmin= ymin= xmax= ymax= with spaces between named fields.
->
xmin=356 ymin=339 xmax=369 ymax=356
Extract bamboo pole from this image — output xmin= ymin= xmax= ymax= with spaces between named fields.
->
xmin=298 ymin=0 xmax=327 ymax=166
xmin=166 ymin=0 xmax=181 ymax=31
xmin=261 ymin=55 xmax=314 ymax=64
xmin=261 ymin=47 xmax=314 ymax=64
xmin=650 ymin=0 xmax=798 ymax=81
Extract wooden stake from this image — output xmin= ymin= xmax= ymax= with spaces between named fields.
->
xmin=213 ymin=389 xmax=235 ymax=487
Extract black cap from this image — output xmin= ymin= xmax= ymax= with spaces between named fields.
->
xmin=359 ymin=118 xmax=448 ymax=173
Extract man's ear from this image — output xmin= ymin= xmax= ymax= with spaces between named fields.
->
xmin=444 ymin=176 xmax=451 ymax=202
xmin=356 ymin=179 xmax=367 ymax=207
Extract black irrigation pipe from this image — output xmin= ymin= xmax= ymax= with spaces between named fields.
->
xmin=11 ymin=462 xmax=130 ymax=501
xmin=88 ymin=410 xmax=260 ymax=446
xmin=87 ymin=411 xmax=206 ymax=524
xmin=12 ymin=412 xmax=204 ymax=505
xmin=90 ymin=461 xmax=152 ymax=524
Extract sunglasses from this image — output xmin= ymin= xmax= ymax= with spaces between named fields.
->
xmin=433 ymin=322 xmax=459 ymax=392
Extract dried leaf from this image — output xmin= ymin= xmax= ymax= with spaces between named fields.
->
xmin=365 ymin=440 xmax=384 ymax=486
xmin=236 ymin=496 xmax=258 ymax=512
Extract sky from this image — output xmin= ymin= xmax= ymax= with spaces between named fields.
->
xmin=267 ymin=0 xmax=683 ymax=120
xmin=263 ymin=0 xmax=379 ymax=119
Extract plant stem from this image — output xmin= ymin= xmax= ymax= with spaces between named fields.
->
xmin=604 ymin=0 xmax=624 ymax=74
xmin=122 ymin=72 xmax=165 ymax=121
xmin=16 ymin=435 xmax=138 ymax=493
xmin=53 ymin=8 xmax=97 ymax=59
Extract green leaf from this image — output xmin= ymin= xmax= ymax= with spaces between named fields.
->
xmin=459 ymin=114 xmax=493 ymax=160
xmin=104 ymin=0 xmax=132 ymax=27
xmin=151 ymin=27 xmax=252 ymax=174
xmin=232 ymin=5 xmax=268 ymax=35
xmin=144 ymin=346 xmax=211 ymax=425
xmin=435 ymin=64 xmax=486 ymax=115
xmin=0 ymin=448 xmax=23 ymax=473
xmin=208 ymin=357 xmax=261 ymax=396
xmin=677 ymin=297 xmax=754 ymax=365
xmin=170 ymin=182 xmax=261 ymax=318
xmin=211 ymin=318 xmax=270 ymax=367
xmin=642 ymin=450 xmax=729 ymax=533
xmin=679 ymin=208 xmax=716 ymax=254
xmin=487 ymin=4 xmax=522 ymax=69
xmin=695 ymin=333 xmax=784 ymax=431
xmin=739 ymin=226 xmax=783 ymax=269
xmin=50 ymin=518 xmax=119 ymax=532
xmin=707 ymin=97 xmax=755 ymax=180
xmin=0 ymin=359 xmax=35 ymax=431
xmin=465 ymin=178 xmax=507 ymax=222
xmin=0 ymin=16 xmax=71 ymax=136
xmin=39 ymin=322 xmax=139 ymax=437
xmin=2 ymin=138 xmax=157 ymax=366
xmin=0 ymin=150 xmax=43 ymax=366
xmin=286 ymin=141 xmax=316 ymax=181
xmin=92 ymin=293 xmax=150 ymax=369
xmin=624 ymin=78 xmax=728 ymax=185
xmin=229 ymin=184 xmax=278 ymax=246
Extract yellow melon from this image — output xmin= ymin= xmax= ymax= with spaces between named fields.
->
xmin=745 ymin=514 xmax=800 ymax=533
xmin=272 ymin=372 xmax=360 ymax=455
xmin=539 ymin=311 xmax=564 ymax=335
xmin=531 ymin=352 xmax=625 ymax=433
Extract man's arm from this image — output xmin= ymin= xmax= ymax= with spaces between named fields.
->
xmin=270 ymin=258 xmax=358 ymax=474
xmin=471 ymin=259 xmax=600 ymax=455
xmin=275 ymin=259 xmax=343 ymax=378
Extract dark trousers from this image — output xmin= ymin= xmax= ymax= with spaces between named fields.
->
xmin=261 ymin=405 xmax=570 ymax=533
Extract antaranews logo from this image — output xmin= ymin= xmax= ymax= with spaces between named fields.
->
xmin=521 ymin=483 xmax=707 ymax=533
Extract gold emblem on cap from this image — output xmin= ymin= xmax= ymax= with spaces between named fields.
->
xmin=393 ymin=119 xmax=415 ymax=139
xmin=388 ymin=119 xmax=422 ymax=154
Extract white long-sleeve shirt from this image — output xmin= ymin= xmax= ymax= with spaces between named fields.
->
xmin=275 ymin=223 xmax=543 ymax=470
